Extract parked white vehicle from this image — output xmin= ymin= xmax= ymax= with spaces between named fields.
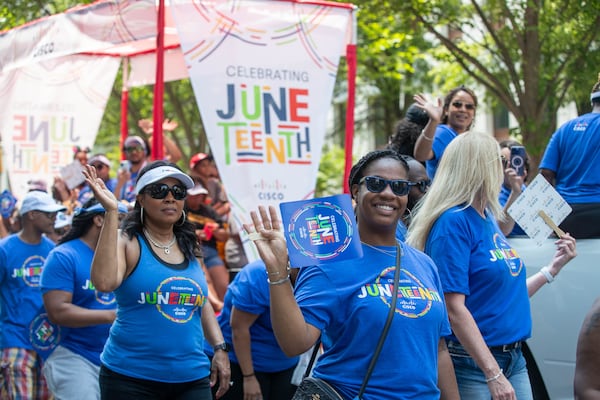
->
xmin=510 ymin=237 xmax=599 ymax=400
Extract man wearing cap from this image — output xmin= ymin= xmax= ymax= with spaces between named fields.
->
xmin=114 ymin=136 xmax=149 ymax=205
xmin=0 ymin=191 xmax=66 ymax=399
xmin=79 ymin=154 xmax=117 ymax=205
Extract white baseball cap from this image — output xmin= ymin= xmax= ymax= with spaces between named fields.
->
xmin=187 ymin=183 xmax=209 ymax=196
xmin=134 ymin=165 xmax=194 ymax=195
xmin=20 ymin=191 xmax=67 ymax=216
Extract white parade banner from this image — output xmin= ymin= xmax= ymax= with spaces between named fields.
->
xmin=0 ymin=54 xmax=120 ymax=201
xmin=170 ymin=0 xmax=353 ymax=258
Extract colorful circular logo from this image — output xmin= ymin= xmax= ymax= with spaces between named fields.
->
xmin=286 ymin=200 xmax=355 ymax=261
xmin=155 ymin=277 xmax=206 ymax=323
xmin=20 ymin=255 xmax=45 ymax=287
xmin=95 ymin=291 xmax=116 ymax=305
xmin=375 ymin=267 xmax=437 ymax=319
xmin=29 ymin=313 xmax=61 ymax=352
xmin=492 ymin=233 xmax=523 ymax=276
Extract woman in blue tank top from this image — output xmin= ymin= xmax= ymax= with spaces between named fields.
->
xmin=82 ymin=160 xmax=231 ymax=400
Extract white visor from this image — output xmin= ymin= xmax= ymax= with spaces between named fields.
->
xmin=134 ymin=166 xmax=194 ymax=195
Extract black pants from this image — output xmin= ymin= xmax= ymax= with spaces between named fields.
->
xmin=559 ymin=203 xmax=600 ymax=239
xmin=99 ymin=365 xmax=212 ymax=400
xmin=213 ymin=361 xmax=297 ymax=400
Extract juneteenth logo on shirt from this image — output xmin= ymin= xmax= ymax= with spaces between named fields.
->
xmin=490 ymin=233 xmax=523 ymax=277
xmin=12 ymin=255 xmax=45 ymax=287
xmin=137 ymin=277 xmax=206 ymax=323
xmin=30 ymin=313 xmax=61 ymax=351
xmin=358 ymin=267 xmax=443 ymax=319
xmin=81 ymin=279 xmax=116 ymax=305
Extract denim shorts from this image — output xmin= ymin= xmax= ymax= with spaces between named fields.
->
xmin=447 ymin=340 xmax=533 ymax=399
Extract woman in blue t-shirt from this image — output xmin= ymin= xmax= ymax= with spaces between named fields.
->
xmin=41 ymin=198 xmax=128 ymax=399
xmin=82 ymin=161 xmax=231 ymax=400
xmin=413 ymin=87 xmax=478 ymax=179
xmin=245 ymin=150 xmax=460 ymax=400
xmin=408 ymin=132 xmax=577 ymax=400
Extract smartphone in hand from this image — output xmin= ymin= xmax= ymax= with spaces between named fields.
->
xmin=510 ymin=146 xmax=526 ymax=176
xmin=119 ymin=160 xmax=131 ymax=173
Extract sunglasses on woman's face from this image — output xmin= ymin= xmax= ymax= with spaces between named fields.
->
xmin=451 ymin=101 xmax=476 ymax=110
xmin=412 ymin=179 xmax=431 ymax=194
xmin=359 ymin=176 xmax=411 ymax=196
xmin=144 ymin=183 xmax=187 ymax=200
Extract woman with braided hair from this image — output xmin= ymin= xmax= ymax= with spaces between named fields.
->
xmin=539 ymin=72 xmax=600 ymax=238
xmin=244 ymin=150 xmax=459 ymax=399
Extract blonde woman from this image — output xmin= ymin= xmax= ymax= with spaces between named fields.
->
xmin=407 ymin=132 xmax=577 ymax=400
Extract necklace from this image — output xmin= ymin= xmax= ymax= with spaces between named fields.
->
xmin=361 ymin=241 xmax=397 ymax=257
xmin=143 ymin=228 xmax=176 ymax=254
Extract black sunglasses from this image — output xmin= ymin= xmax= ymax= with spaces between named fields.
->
xmin=412 ymin=179 xmax=431 ymax=194
xmin=144 ymin=183 xmax=187 ymax=200
xmin=451 ymin=101 xmax=476 ymax=110
xmin=359 ymin=176 xmax=411 ymax=196
xmin=91 ymin=164 xmax=105 ymax=170
xmin=124 ymin=146 xmax=144 ymax=153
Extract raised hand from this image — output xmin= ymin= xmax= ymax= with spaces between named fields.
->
xmin=414 ymin=93 xmax=443 ymax=123
xmin=81 ymin=164 xmax=118 ymax=212
xmin=244 ymin=206 xmax=289 ymax=270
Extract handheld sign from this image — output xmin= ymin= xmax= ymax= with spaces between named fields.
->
xmin=507 ymin=174 xmax=571 ymax=246
xmin=279 ymin=194 xmax=362 ymax=267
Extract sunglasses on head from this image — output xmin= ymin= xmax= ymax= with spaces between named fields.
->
xmin=412 ymin=179 xmax=431 ymax=194
xmin=144 ymin=183 xmax=187 ymax=200
xmin=451 ymin=101 xmax=476 ymax=110
xmin=359 ymin=176 xmax=411 ymax=196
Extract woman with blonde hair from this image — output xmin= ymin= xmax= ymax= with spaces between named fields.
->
xmin=407 ymin=131 xmax=577 ymax=400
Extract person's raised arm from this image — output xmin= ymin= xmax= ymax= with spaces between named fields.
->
xmin=526 ymin=233 xmax=576 ymax=297
xmin=498 ymin=168 xmax=523 ymax=236
xmin=82 ymin=165 xmax=128 ymax=292
xmin=244 ymin=206 xmax=320 ymax=356
xmin=413 ymin=93 xmax=442 ymax=161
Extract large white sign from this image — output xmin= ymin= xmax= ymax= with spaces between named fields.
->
xmin=171 ymin=0 xmax=353 ymax=239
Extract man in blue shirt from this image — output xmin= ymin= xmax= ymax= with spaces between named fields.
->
xmin=0 ymin=191 xmax=65 ymax=399
xmin=539 ymin=75 xmax=600 ymax=238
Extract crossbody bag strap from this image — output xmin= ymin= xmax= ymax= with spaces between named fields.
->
xmin=303 ymin=337 xmax=322 ymax=379
xmin=356 ymin=243 xmax=402 ymax=399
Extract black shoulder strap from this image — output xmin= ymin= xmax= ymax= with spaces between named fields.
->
xmin=303 ymin=244 xmax=403 ymax=398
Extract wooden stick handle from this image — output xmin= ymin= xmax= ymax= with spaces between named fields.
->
xmin=538 ymin=210 xmax=565 ymax=238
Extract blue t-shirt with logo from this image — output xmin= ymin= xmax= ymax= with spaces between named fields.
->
xmin=426 ymin=124 xmax=458 ymax=180
xmin=205 ymin=260 xmax=298 ymax=373
xmin=539 ymin=112 xmax=600 ymax=203
xmin=296 ymin=241 xmax=450 ymax=400
xmin=425 ymin=205 xmax=531 ymax=346
xmin=41 ymin=238 xmax=116 ymax=365
xmin=101 ymin=234 xmax=210 ymax=382
xmin=0 ymin=234 xmax=60 ymax=355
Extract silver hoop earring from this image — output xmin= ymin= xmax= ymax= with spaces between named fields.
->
xmin=140 ymin=207 xmax=145 ymax=225
xmin=176 ymin=210 xmax=186 ymax=227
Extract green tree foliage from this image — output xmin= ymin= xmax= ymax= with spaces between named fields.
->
xmin=395 ymin=0 xmax=600 ymax=165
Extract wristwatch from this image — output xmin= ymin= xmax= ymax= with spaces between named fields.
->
xmin=213 ymin=342 xmax=231 ymax=353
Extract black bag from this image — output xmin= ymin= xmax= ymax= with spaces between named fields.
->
xmin=292 ymin=376 xmax=344 ymax=400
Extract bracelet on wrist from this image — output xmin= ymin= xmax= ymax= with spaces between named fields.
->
xmin=421 ymin=131 xmax=434 ymax=141
xmin=242 ymin=372 xmax=255 ymax=378
xmin=267 ymin=261 xmax=292 ymax=279
xmin=540 ymin=266 xmax=555 ymax=283
xmin=485 ymin=369 xmax=503 ymax=383
xmin=268 ymin=275 xmax=290 ymax=285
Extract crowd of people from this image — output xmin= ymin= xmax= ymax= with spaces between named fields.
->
xmin=0 ymin=73 xmax=599 ymax=400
